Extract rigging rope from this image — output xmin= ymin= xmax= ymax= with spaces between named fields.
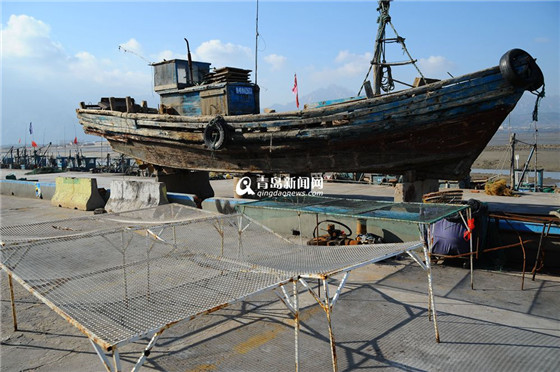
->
xmin=387 ymin=20 xmax=426 ymax=84
xmin=531 ymin=83 xmax=545 ymax=122
xmin=491 ymin=143 xmax=512 ymax=181
xmin=381 ymin=65 xmax=395 ymax=92
xmin=529 ymin=81 xmax=545 ymax=187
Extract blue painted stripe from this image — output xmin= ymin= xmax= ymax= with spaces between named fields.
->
xmin=167 ymin=192 xmax=196 ymax=204
xmin=1 ymin=179 xmax=56 ymax=187
xmin=307 ymin=96 xmax=367 ymax=109
xmin=493 ymin=218 xmax=560 ymax=235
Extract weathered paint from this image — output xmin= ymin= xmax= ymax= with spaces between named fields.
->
xmin=153 ymin=59 xmax=211 ymax=92
xmin=160 ymin=91 xmax=202 ymax=116
xmin=226 ymin=84 xmax=259 ymax=115
xmin=77 ymin=64 xmax=530 ymax=180
xmin=304 ymin=95 xmax=367 ymax=109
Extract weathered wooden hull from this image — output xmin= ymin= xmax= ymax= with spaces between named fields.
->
xmin=77 ymin=64 xmax=529 ymax=180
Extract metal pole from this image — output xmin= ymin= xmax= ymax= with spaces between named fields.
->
xmin=8 ymin=273 xmax=18 ymax=331
xmin=254 ymin=0 xmax=259 ymax=85
xmin=516 ymin=144 xmax=536 ymax=191
xmin=531 ymin=222 xmax=549 ymax=281
xmin=112 ymin=347 xmax=122 ymax=372
xmin=298 ymin=212 xmax=303 ymax=246
xmin=90 ymin=339 xmax=115 ymax=372
xmin=132 ymin=331 xmax=163 ymax=372
xmin=323 ymin=279 xmax=338 ymax=372
xmin=423 ymin=231 xmax=440 ymax=343
xmin=458 ymin=209 xmax=474 ymax=289
xmin=293 ymin=280 xmax=299 ymax=372
xmin=237 ymin=215 xmax=243 ymax=259
xmin=519 ymin=236 xmax=527 ymax=290
xmin=510 ymin=133 xmax=516 ymax=188
xmin=534 ymin=122 xmax=538 ymax=192
xmin=468 ymin=209 xmax=474 ymax=290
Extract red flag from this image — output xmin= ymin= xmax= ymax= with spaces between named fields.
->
xmin=31 ymin=141 xmax=38 ymax=147
xmin=292 ymin=74 xmax=299 ymax=109
xmin=18 ymin=138 xmax=21 ymax=143
xmin=73 ymin=136 xmax=78 ymax=145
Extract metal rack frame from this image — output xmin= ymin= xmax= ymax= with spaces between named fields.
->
xmin=2 ymin=203 xmax=457 ymax=371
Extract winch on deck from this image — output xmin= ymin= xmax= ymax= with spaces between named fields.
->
xmin=153 ymin=59 xmax=260 ymax=116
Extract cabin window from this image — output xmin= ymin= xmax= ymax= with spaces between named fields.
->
xmin=177 ymin=65 xmax=188 ymax=85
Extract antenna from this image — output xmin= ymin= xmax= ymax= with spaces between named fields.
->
xmin=254 ymin=0 xmax=259 ymax=85
xmin=118 ymin=45 xmax=153 ymax=65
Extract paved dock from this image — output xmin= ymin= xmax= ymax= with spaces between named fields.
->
xmin=2 ymin=169 xmax=559 ymax=214
xmin=1 ymin=194 xmax=559 ymax=371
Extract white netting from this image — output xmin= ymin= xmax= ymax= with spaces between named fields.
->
xmin=1 ymin=210 xmax=421 ymax=348
xmin=147 ymin=215 xmax=421 ymax=276
xmin=0 ymin=204 xmax=215 ymax=244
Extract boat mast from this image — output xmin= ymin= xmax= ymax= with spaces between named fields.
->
xmin=360 ymin=0 xmax=426 ymax=96
xmin=372 ymin=0 xmax=391 ymax=95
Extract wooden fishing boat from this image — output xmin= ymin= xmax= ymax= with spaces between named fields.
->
xmin=76 ymin=2 xmax=543 ymax=182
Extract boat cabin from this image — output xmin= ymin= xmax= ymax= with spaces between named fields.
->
xmin=153 ymin=59 xmax=260 ymax=117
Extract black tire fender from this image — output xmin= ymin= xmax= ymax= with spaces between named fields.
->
xmin=499 ymin=49 xmax=544 ymax=91
xmin=204 ymin=116 xmax=230 ymax=150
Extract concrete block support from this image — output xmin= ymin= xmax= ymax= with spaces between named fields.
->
xmin=394 ymin=179 xmax=439 ymax=203
xmin=157 ymin=171 xmax=214 ymax=200
xmin=51 ymin=177 xmax=105 ymax=211
xmin=105 ymin=180 xmax=168 ymax=213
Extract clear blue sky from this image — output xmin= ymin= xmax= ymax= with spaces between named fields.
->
xmin=1 ymin=0 xmax=558 ymax=145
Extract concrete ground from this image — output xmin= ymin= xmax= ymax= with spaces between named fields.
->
xmin=1 ymin=195 xmax=560 ymax=371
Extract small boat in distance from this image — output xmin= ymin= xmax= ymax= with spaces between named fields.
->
xmin=77 ymin=1 xmax=544 ymax=182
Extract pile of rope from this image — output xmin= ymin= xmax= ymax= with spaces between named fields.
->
xmin=484 ymin=179 xmax=516 ymax=197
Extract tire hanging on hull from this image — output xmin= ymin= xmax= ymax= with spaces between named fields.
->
xmin=499 ymin=49 xmax=544 ymax=92
xmin=204 ymin=116 xmax=231 ymax=150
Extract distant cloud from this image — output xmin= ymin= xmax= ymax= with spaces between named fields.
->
xmin=309 ymin=50 xmax=372 ymax=86
xmin=264 ymin=54 xmax=287 ymax=71
xmin=1 ymin=14 xmax=152 ymax=96
xmin=119 ymin=38 xmax=144 ymax=55
xmin=417 ymin=56 xmax=455 ymax=78
xmin=153 ymin=49 xmax=184 ymax=62
xmin=2 ymin=14 xmax=66 ymax=60
xmin=333 ymin=50 xmax=372 ymax=75
xmin=1 ymin=13 xmax=157 ymax=145
xmin=194 ymin=39 xmax=252 ymax=69
xmin=534 ymin=37 xmax=550 ymax=44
